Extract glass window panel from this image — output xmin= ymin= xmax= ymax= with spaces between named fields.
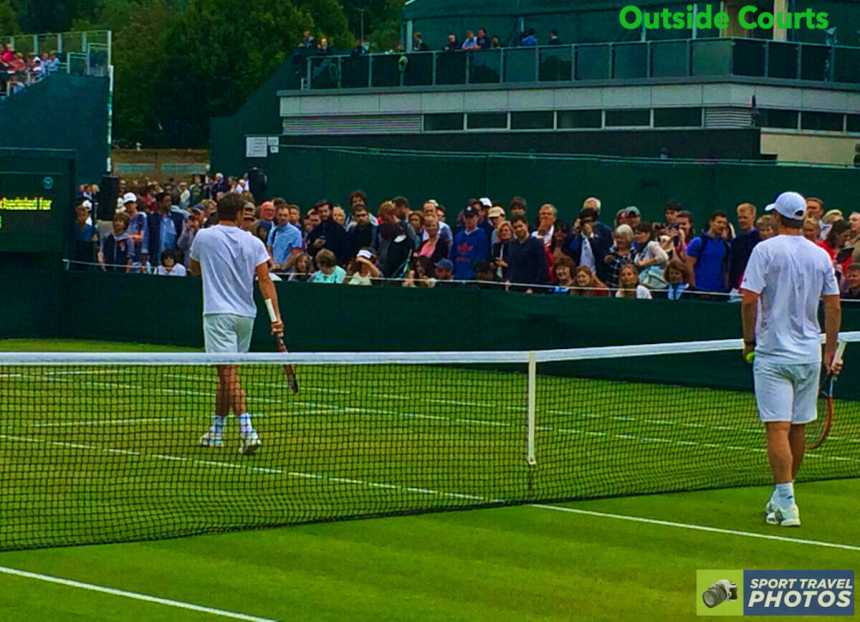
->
xmin=654 ymin=108 xmax=702 ymax=127
xmin=511 ymin=111 xmax=554 ymax=130
xmin=605 ymin=109 xmax=650 ymax=127
xmin=467 ymin=112 xmax=508 ymax=130
xmin=425 ymin=114 xmax=464 ymax=132
xmin=557 ymin=110 xmax=602 ymax=129
xmin=800 ymin=111 xmax=843 ymax=132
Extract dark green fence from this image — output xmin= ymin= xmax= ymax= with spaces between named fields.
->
xmin=0 ymin=271 xmax=842 ymax=397
xmin=259 ymin=146 xmax=860 ymax=228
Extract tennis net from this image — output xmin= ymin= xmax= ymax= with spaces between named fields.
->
xmin=2 ymin=334 xmax=859 ymax=550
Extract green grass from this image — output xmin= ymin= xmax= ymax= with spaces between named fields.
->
xmin=0 ymin=339 xmax=858 ymax=621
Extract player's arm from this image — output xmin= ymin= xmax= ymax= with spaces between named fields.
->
xmin=822 ymin=294 xmax=842 ymax=374
xmin=740 ymin=289 xmax=759 ymax=359
xmin=189 ymin=258 xmax=201 ymax=277
xmin=256 ymin=262 xmax=283 ymax=336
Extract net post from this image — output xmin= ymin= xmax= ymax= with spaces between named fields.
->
xmin=527 ymin=351 xmax=537 ymax=466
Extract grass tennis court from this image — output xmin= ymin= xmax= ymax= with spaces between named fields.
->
xmin=1 ymin=339 xmax=858 ymax=620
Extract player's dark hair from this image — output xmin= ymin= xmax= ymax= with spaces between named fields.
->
xmin=778 ymin=212 xmax=804 ymax=229
xmin=217 ymin=193 xmax=245 ymax=221
xmin=510 ymin=214 xmax=528 ymax=226
xmin=709 ymin=210 xmax=728 ymax=222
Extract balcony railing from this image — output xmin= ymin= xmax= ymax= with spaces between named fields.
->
xmin=1 ymin=30 xmax=112 ymax=68
xmin=295 ymin=38 xmax=860 ymax=92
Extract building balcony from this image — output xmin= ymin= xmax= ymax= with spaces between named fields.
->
xmin=287 ymin=37 xmax=860 ymax=94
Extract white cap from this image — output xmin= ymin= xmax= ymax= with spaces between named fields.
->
xmin=479 ymin=197 xmax=492 ymax=208
xmin=122 ymin=192 xmax=137 ymax=204
xmin=357 ymin=249 xmax=373 ymax=260
xmin=766 ymin=192 xmax=806 ymax=220
xmin=80 ymin=200 xmax=92 ymax=211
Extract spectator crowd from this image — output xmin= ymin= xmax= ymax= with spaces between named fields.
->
xmin=1 ymin=43 xmax=61 ymax=96
xmin=71 ymin=174 xmax=860 ymax=302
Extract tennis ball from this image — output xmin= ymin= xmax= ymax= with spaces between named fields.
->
xmin=744 ymin=351 xmax=756 ymax=364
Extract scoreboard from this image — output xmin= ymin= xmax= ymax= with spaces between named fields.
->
xmin=0 ymin=151 xmax=74 ymax=254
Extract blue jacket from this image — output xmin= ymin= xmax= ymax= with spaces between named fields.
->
xmin=146 ymin=210 xmax=185 ymax=260
xmin=450 ymin=227 xmax=490 ymax=280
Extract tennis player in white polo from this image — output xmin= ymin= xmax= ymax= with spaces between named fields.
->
xmin=741 ymin=191 xmax=842 ymax=527
xmin=189 ymin=193 xmax=283 ymax=455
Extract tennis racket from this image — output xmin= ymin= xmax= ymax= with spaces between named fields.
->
xmin=808 ymin=340 xmax=846 ymax=450
xmin=265 ymin=299 xmax=299 ymax=394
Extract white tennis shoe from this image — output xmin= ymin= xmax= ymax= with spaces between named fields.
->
xmin=766 ymin=504 xmax=801 ymax=527
xmin=199 ymin=431 xmax=224 ymax=448
xmin=240 ymin=430 xmax=261 ymax=455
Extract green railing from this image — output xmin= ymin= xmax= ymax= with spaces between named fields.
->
xmin=296 ymin=38 xmax=860 ymax=91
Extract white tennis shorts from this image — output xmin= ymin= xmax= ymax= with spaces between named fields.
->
xmin=753 ymin=358 xmax=820 ymax=424
xmin=203 ymin=314 xmax=254 ymax=354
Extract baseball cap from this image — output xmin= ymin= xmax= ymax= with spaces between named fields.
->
xmin=625 ymin=206 xmax=641 ymax=217
xmin=357 ymin=249 xmax=373 ymax=260
xmin=80 ymin=199 xmax=92 ymax=211
xmin=766 ymin=192 xmax=806 ymax=220
xmin=479 ymin=197 xmax=492 ymax=208
xmin=488 ymin=206 xmax=505 ymax=219
xmin=435 ymin=258 xmax=453 ymax=272
xmin=122 ymin=192 xmax=137 ymax=204
xmin=463 ymin=206 xmax=479 ymax=218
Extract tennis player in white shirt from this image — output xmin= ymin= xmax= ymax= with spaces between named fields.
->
xmin=740 ymin=191 xmax=842 ymax=527
xmin=190 ymin=193 xmax=283 ymax=455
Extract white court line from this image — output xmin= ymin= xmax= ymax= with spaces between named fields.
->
xmin=33 ymin=418 xmax=177 ymax=428
xmin=529 ymin=504 xmax=860 ymax=552
xmin=0 ymin=566 xmax=277 ymax=621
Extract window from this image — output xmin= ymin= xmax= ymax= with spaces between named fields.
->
xmin=557 ymin=110 xmax=602 ymax=129
xmin=653 ymin=108 xmax=702 ymax=128
xmin=510 ymin=111 xmax=554 ymax=130
xmin=424 ymin=113 xmax=463 ymax=132
xmin=605 ymin=109 xmax=650 ymax=127
xmin=801 ymin=111 xmax=844 ymax=132
xmin=847 ymin=114 xmax=860 ymax=133
xmin=759 ymin=109 xmax=798 ymax=129
xmin=466 ymin=112 xmax=508 ymax=130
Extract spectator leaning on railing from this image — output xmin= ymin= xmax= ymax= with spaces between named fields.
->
xmin=449 ymin=205 xmax=489 ymax=281
xmin=147 ymin=191 xmax=186 ymax=262
xmin=686 ymin=211 xmax=730 ymax=294
xmin=98 ymin=213 xmax=131 ymax=273
xmin=77 ymin=179 xmax=857 ymax=304
xmin=267 ymin=203 xmax=302 ymax=270
xmin=507 ymin=214 xmax=547 ymax=292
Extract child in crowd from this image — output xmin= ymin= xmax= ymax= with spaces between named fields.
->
xmin=98 ymin=213 xmax=132 ymax=272
xmin=615 ymin=264 xmax=652 ymax=300
xmin=310 ymin=249 xmax=346 ymax=284
xmin=155 ymin=249 xmax=187 ymax=277
xmin=570 ymin=266 xmax=609 ymax=297
xmin=347 ymin=248 xmax=381 ymax=286
xmin=662 ymin=259 xmax=693 ymax=301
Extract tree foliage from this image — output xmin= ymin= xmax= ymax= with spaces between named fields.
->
xmin=0 ymin=0 xmax=19 ymax=34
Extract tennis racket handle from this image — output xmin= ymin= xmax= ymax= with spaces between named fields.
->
xmin=834 ymin=341 xmax=847 ymax=364
xmin=264 ymin=298 xmax=278 ymax=323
